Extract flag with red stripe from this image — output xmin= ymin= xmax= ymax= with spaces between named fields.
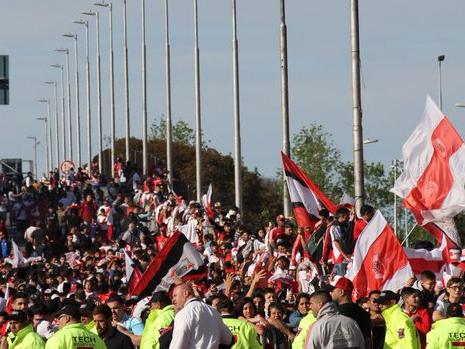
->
xmin=346 ymin=210 xmax=413 ymax=299
xmin=130 ymin=231 xmax=205 ymax=298
xmin=125 ymin=251 xmax=142 ymax=294
xmin=281 ymin=152 xmax=337 ymax=228
xmin=392 ymin=96 xmax=465 ymax=228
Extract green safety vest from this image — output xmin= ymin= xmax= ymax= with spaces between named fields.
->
xmin=85 ymin=320 xmax=98 ymax=334
xmin=45 ymin=323 xmax=107 ymax=349
xmin=382 ymin=304 xmax=420 ymax=349
xmin=140 ymin=305 xmax=175 ymax=349
xmin=222 ymin=315 xmax=262 ymax=349
xmin=292 ymin=312 xmax=316 ymax=349
xmin=426 ymin=316 xmax=465 ymax=349
xmin=7 ymin=324 xmax=45 ymax=349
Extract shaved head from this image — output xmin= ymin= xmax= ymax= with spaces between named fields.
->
xmin=172 ymin=283 xmax=195 ymax=312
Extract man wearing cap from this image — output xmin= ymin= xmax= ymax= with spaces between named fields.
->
xmin=140 ymin=291 xmax=175 ymax=349
xmin=4 ymin=310 xmax=45 ymax=349
xmin=304 ymin=290 xmax=364 ymax=349
xmin=426 ymin=302 xmax=465 ymax=348
xmin=328 ymin=276 xmax=371 ymax=348
xmin=45 ymin=302 xmax=106 ymax=349
xmin=377 ymin=290 xmax=420 ymax=349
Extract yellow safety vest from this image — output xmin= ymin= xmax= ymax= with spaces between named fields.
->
xmin=382 ymin=304 xmax=420 ymax=349
xmin=426 ymin=316 xmax=465 ymax=349
xmin=222 ymin=315 xmax=262 ymax=349
xmin=292 ymin=312 xmax=316 ymax=349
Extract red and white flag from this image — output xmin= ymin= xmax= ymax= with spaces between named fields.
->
xmin=202 ymin=183 xmax=214 ymax=220
xmin=392 ymin=95 xmax=465 ymax=225
xmin=125 ymin=251 xmax=142 ymax=294
xmin=346 ymin=210 xmax=413 ymax=299
xmin=281 ymin=152 xmax=337 ymax=228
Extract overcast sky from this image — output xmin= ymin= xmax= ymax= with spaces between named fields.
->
xmin=1 ymin=1 xmax=465 ymax=178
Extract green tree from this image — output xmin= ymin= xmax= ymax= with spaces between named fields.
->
xmin=291 ymin=123 xmax=342 ymax=198
xmin=150 ymin=117 xmax=201 ymax=147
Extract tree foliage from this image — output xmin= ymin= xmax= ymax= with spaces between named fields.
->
xmin=150 ymin=117 xmax=196 ymax=146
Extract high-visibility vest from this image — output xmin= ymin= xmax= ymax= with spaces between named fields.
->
xmin=426 ymin=316 xmax=465 ymax=349
xmin=222 ymin=315 xmax=262 ymax=349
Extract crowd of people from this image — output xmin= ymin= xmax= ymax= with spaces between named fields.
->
xmin=0 ymin=160 xmax=463 ymax=349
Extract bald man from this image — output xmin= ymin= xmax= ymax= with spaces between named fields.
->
xmin=169 ymin=283 xmax=233 ymax=349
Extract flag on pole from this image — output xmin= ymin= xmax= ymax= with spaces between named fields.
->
xmin=281 ymin=152 xmax=337 ymax=228
xmin=391 ymin=95 xmax=465 ymax=225
xmin=4 ymin=240 xmax=25 ymax=268
xmin=202 ymin=183 xmax=214 ymax=220
xmin=130 ymin=231 xmax=206 ymax=298
xmin=125 ymin=251 xmax=142 ymax=294
xmin=346 ymin=210 xmax=413 ymax=299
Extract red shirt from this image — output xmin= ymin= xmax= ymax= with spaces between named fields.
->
xmin=155 ymin=235 xmax=169 ymax=252
xmin=353 ymin=219 xmax=367 ymax=241
xmin=81 ymin=200 xmax=97 ymax=223
xmin=404 ymin=307 xmax=431 ymax=349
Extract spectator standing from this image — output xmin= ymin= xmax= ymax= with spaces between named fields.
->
xmin=432 ymin=277 xmax=464 ymax=321
xmin=426 ymin=303 xmax=465 ymax=348
xmin=401 ymin=287 xmax=431 ymax=349
xmin=169 ymin=283 xmax=233 ymax=349
xmin=93 ymin=304 xmax=134 ymax=349
xmin=377 ymin=290 xmax=420 ymax=349
xmin=3 ymin=310 xmax=45 ymax=349
xmin=107 ymin=295 xmax=144 ymax=346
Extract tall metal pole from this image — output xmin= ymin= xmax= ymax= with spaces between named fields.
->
xmin=84 ymin=11 xmax=103 ymax=173
xmin=438 ymin=55 xmax=445 ymax=110
xmin=193 ymin=0 xmax=202 ymax=202
xmin=27 ymin=137 xmax=39 ymax=179
xmin=279 ymin=0 xmax=291 ymax=217
xmin=350 ymin=0 xmax=365 ymax=215
xmin=36 ymin=117 xmax=50 ymax=173
xmin=393 ymin=159 xmax=397 ymax=236
xmin=95 ymin=1 xmax=116 ymax=174
xmin=232 ymin=0 xmax=242 ymax=212
xmin=123 ymin=0 xmax=130 ymax=162
xmin=57 ymin=48 xmax=73 ymax=161
xmin=141 ymin=0 xmax=148 ymax=175
xmin=47 ymin=101 xmax=53 ymax=170
xmin=46 ymin=82 xmax=60 ymax=168
xmin=164 ymin=0 xmax=173 ymax=185
xmin=84 ymin=21 xmax=92 ymax=169
xmin=58 ymin=65 xmax=66 ymax=161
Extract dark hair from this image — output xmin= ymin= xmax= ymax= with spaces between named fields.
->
xmin=401 ymin=287 xmax=420 ymax=299
xmin=217 ymin=299 xmax=234 ymax=313
xmin=360 ymin=205 xmax=374 ymax=216
xmin=13 ymin=292 xmax=28 ymax=301
xmin=30 ymin=304 xmax=46 ymax=315
xmin=368 ymin=290 xmax=381 ymax=298
xmin=319 ymin=209 xmax=330 ymax=218
xmin=335 ymin=207 xmax=350 ymax=218
xmin=420 ymin=270 xmax=436 ymax=281
xmin=268 ymin=302 xmax=283 ymax=314
xmin=356 ymin=297 xmax=369 ymax=306
xmin=295 ymin=293 xmax=310 ymax=305
xmin=235 ymin=297 xmax=256 ymax=318
xmin=151 ymin=291 xmax=171 ymax=308
xmin=263 ymin=288 xmax=276 ymax=296
xmin=310 ymin=290 xmax=331 ymax=304
xmin=107 ymin=295 xmax=124 ymax=305
xmin=93 ymin=304 xmax=112 ymax=320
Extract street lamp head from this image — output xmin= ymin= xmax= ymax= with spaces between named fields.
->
xmin=73 ymin=19 xmax=87 ymax=25
xmin=438 ymin=55 xmax=445 ymax=62
xmin=455 ymin=103 xmax=465 ymax=108
xmin=55 ymin=48 xmax=69 ymax=53
xmin=94 ymin=1 xmax=110 ymax=7
xmin=36 ymin=117 xmax=47 ymax=122
xmin=44 ymin=81 xmax=55 ymax=85
xmin=82 ymin=10 xmax=96 ymax=16
xmin=62 ymin=33 xmax=76 ymax=39
xmin=363 ymin=138 xmax=379 ymax=145
xmin=50 ymin=64 xmax=63 ymax=69
xmin=38 ymin=99 xmax=49 ymax=103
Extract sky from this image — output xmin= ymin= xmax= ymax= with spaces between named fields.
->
xmin=1 ymin=0 xmax=465 ymax=178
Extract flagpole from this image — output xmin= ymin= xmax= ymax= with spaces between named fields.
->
xmin=350 ymin=0 xmax=365 ymax=215
xmin=193 ymin=0 xmax=202 ymax=203
xmin=279 ymin=0 xmax=291 ymax=217
xmin=401 ymin=223 xmax=417 ymax=246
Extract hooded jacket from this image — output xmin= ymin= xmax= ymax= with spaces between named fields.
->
xmin=382 ymin=304 xmax=420 ymax=349
xmin=426 ymin=316 xmax=465 ymax=349
xmin=306 ymin=302 xmax=364 ymax=349
xmin=7 ymin=324 xmax=45 ymax=349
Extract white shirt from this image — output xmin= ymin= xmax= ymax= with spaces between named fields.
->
xmin=169 ymin=298 xmax=232 ymax=349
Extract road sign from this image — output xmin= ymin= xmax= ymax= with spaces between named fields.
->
xmin=61 ymin=160 xmax=75 ymax=174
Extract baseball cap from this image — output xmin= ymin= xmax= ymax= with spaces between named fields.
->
xmin=327 ymin=276 xmax=354 ymax=293
xmin=447 ymin=303 xmax=464 ymax=318
xmin=375 ymin=290 xmax=399 ymax=304
xmin=8 ymin=310 xmax=27 ymax=322
xmin=54 ymin=302 xmax=81 ymax=319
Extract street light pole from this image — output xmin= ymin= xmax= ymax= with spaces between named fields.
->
xmin=438 ymin=55 xmax=445 ymax=110
xmin=122 ymin=0 xmax=130 ymax=162
xmin=39 ymin=99 xmax=53 ymax=172
xmin=279 ymin=0 xmax=291 ymax=217
xmin=62 ymin=34 xmax=81 ymax=166
xmin=45 ymin=81 xmax=60 ymax=168
xmin=232 ymin=0 xmax=242 ymax=212
xmin=193 ymin=0 xmax=202 ymax=202
xmin=56 ymin=49 xmax=73 ymax=161
xmin=95 ymin=1 xmax=115 ymax=171
xmin=83 ymin=11 xmax=103 ymax=173
xmin=36 ymin=117 xmax=49 ymax=173
xmin=27 ymin=136 xmax=39 ymax=179
xmin=73 ymin=19 xmax=92 ymax=170
xmin=141 ymin=0 xmax=148 ymax=176
xmin=164 ymin=0 xmax=173 ymax=185
xmin=51 ymin=63 xmax=67 ymax=161
xmin=350 ymin=0 xmax=365 ymax=215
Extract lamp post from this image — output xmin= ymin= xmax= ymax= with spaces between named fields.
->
xmin=163 ymin=0 xmax=173 ymax=185
xmin=363 ymin=138 xmax=378 ymax=145
xmin=36 ymin=117 xmax=49 ymax=173
xmin=62 ymin=34 xmax=81 ymax=166
xmin=94 ymin=1 xmax=115 ymax=170
xmin=122 ymin=0 xmax=130 ymax=162
xmin=438 ymin=55 xmax=445 ymax=110
xmin=279 ymin=0 xmax=291 ymax=217
xmin=27 ymin=136 xmax=40 ymax=179
xmin=73 ymin=19 xmax=92 ymax=170
xmin=83 ymin=10 xmax=103 ymax=173
xmin=350 ymin=0 xmax=365 ymax=215
xmin=51 ymin=63 xmax=67 ymax=162
xmin=45 ymin=81 xmax=60 ymax=168
xmin=193 ymin=0 xmax=202 ymax=202
xmin=232 ymin=0 xmax=242 ymax=212
xmin=38 ymin=99 xmax=52 ymax=172
xmin=141 ymin=0 xmax=148 ymax=175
